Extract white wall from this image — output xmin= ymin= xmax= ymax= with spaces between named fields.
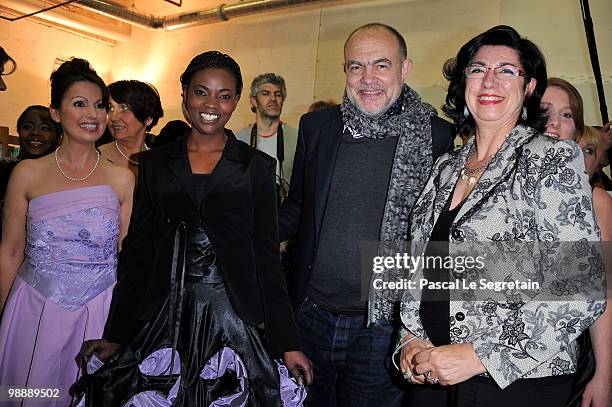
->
xmin=0 ymin=17 xmax=113 ymax=130
xmin=502 ymin=0 xmax=611 ymax=126
xmin=1 ymin=0 xmax=610 ymax=134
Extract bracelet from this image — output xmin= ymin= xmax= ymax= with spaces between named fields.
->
xmin=391 ymin=335 xmax=418 ymax=372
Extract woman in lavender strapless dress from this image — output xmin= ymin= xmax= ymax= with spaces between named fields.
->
xmin=0 ymin=58 xmax=134 ymax=406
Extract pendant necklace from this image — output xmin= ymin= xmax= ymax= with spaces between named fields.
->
xmin=55 ymin=146 xmax=100 ymax=182
xmin=460 ymin=144 xmax=496 ymax=186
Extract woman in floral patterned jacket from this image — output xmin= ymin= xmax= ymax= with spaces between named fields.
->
xmin=397 ymin=26 xmax=606 ymax=407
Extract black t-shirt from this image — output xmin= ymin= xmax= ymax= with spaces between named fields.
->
xmin=308 ymin=132 xmax=399 ymax=314
xmin=419 ymin=198 xmax=464 ymax=346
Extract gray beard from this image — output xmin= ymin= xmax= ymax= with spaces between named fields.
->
xmin=345 ymin=92 xmax=394 ymax=119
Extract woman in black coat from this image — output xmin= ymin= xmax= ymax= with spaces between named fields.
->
xmin=76 ymin=51 xmax=312 ymax=406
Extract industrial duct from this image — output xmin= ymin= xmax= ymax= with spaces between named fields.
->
xmin=76 ymin=0 xmax=338 ymax=31
xmin=2 ymin=0 xmax=132 ymax=42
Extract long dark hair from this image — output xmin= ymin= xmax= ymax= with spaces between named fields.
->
xmin=442 ymin=25 xmax=548 ymax=137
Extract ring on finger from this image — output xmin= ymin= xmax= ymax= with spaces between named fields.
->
xmin=429 ymin=377 xmax=439 ymax=384
xmin=402 ymin=370 xmax=412 ymax=381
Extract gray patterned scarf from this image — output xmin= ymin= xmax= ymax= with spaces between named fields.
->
xmin=341 ymin=84 xmax=433 ymax=140
xmin=340 ymin=84 xmax=438 ymax=324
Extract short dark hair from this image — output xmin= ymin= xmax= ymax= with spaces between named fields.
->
xmin=153 ymin=120 xmax=190 ymax=148
xmin=16 ymin=105 xmax=61 ymax=135
xmin=109 ymin=80 xmax=164 ymax=131
xmin=180 ymin=51 xmax=242 ymax=96
xmin=50 ymin=58 xmax=109 ymax=110
xmin=0 ymin=46 xmax=16 ymax=75
xmin=442 ymin=25 xmax=548 ymax=137
xmin=344 ymin=23 xmax=407 ymax=60
xmin=308 ymin=100 xmax=336 ymax=113
xmin=546 ymin=77 xmax=584 ymax=136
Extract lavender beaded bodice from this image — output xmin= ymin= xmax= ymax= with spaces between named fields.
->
xmin=18 ymin=185 xmax=119 ymax=311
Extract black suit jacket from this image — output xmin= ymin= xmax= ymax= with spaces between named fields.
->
xmin=278 ymin=106 xmax=455 ymax=309
xmin=104 ymin=131 xmax=299 ymax=358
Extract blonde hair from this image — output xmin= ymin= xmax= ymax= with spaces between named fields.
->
xmin=576 ymin=126 xmax=603 ymax=149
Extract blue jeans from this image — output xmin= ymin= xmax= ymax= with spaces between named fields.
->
xmin=296 ymin=297 xmax=404 ymax=406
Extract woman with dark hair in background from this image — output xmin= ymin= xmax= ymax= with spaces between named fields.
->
xmin=99 ymin=80 xmax=163 ymax=174
xmin=0 ymin=105 xmax=61 ymax=209
xmin=0 ymin=58 xmax=134 ymax=406
xmin=397 ymin=26 xmax=604 ymax=406
xmin=75 ymin=51 xmax=311 ymax=406
xmin=0 ymin=46 xmax=16 ymax=91
xmin=15 ymin=105 xmax=62 ymax=159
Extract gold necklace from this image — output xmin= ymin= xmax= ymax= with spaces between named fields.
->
xmin=54 ymin=146 xmax=100 ymax=182
xmin=460 ymin=145 xmax=496 ymax=186
xmin=114 ymin=141 xmax=148 ymax=165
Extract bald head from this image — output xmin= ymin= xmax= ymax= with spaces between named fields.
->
xmin=343 ymin=23 xmax=412 ymax=116
xmin=344 ymin=23 xmax=407 ymax=61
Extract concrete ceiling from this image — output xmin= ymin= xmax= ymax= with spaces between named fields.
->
xmin=1 ymin=0 xmax=344 ymax=44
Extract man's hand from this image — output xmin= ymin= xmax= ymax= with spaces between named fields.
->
xmin=412 ymin=343 xmax=486 ymax=386
xmin=398 ymin=334 xmax=433 ymax=384
xmin=283 ymin=351 xmax=313 ymax=386
xmin=76 ymin=339 xmax=121 ymax=371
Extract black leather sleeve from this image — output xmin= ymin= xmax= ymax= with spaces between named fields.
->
xmin=253 ymin=157 xmax=301 ymax=357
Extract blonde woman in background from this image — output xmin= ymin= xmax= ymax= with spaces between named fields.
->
xmin=541 ymin=79 xmax=611 ymax=407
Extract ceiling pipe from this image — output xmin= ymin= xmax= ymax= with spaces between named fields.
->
xmin=74 ymin=0 xmax=162 ymax=29
xmin=3 ymin=0 xmax=131 ymax=42
xmin=75 ymin=0 xmax=337 ymax=31
xmin=163 ymin=0 xmax=337 ymax=30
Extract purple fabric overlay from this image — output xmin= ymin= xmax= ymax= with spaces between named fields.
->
xmin=19 ymin=185 xmax=119 ymax=311
xmin=199 ymin=347 xmax=248 ymax=406
xmin=122 ymin=349 xmax=182 ymax=407
xmin=276 ymin=361 xmax=308 ymax=406
xmin=81 ymin=346 xmax=306 ymax=406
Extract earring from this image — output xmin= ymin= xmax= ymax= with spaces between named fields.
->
xmin=463 ymin=106 xmax=469 ymax=118
xmin=521 ymin=106 xmax=527 ymax=121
